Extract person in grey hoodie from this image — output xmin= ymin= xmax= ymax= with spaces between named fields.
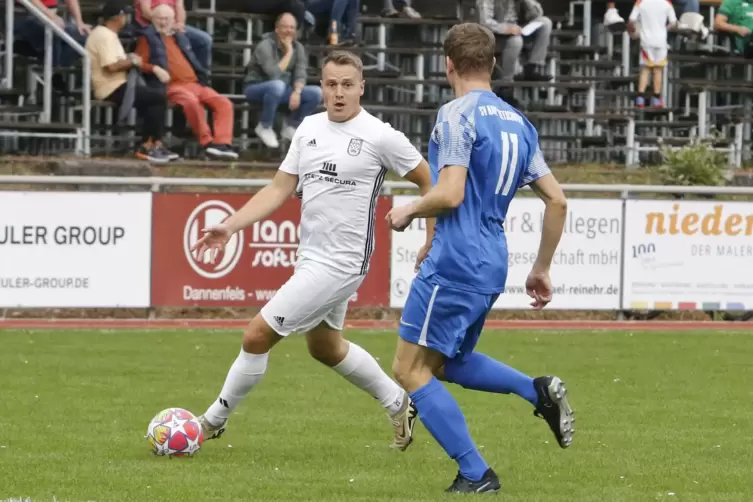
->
xmin=244 ymin=13 xmax=323 ymax=149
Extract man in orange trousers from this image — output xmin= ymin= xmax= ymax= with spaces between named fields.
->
xmin=135 ymin=4 xmax=238 ymax=159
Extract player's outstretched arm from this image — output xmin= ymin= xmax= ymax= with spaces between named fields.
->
xmin=388 ymin=105 xmax=474 ymax=231
xmin=387 ymin=166 xmax=467 ymax=231
xmin=526 ymin=173 xmax=567 ymax=308
xmin=410 ymin=165 xmax=467 ymax=216
xmin=190 ymin=171 xmax=298 ymax=264
xmin=223 ymin=171 xmax=299 ymax=234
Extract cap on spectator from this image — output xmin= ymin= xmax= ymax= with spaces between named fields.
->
xmin=102 ymin=0 xmax=132 ymax=19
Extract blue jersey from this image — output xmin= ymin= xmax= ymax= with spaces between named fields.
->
xmin=418 ymin=90 xmax=550 ymax=295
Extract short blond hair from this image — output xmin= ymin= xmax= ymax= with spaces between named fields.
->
xmin=443 ymin=23 xmax=496 ymax=77
xmin=321 ymin=50 xmax=364 ymax=76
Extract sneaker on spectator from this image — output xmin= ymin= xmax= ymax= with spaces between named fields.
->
xmin=281 ymin=124 xmax=297 ymax=142
xmin=153 ymin=140 xmax=180 ymax=161
xmin=604 ymin=8 xmax=626 ymax=32
xmin=517 ymin=64 xmax=552 ymax=82
xmin=635 ymin=96 xmax=646 ymax=108
xmin=337 ymin=36 xmax=359 ymax=47
xmin=205 ymin=143 xmax=239 ymax=160
xmin=651 ymin=96 xmax=664 ymax=108
xmin=135 ymin=141 xmax=171 ymax=164
xmin=677 ymin=12 xmax=709 ymax=40
xmin=381 ymin=6 xmax=421 ymax=18
xmin=400 ymin=6 xmax=421 ymax=18
xmin=255 ymin=124 xmax=280 ymax=149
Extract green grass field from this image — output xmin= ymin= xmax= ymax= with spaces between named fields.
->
xmin=1 ymin=328 xmax=751 ymax=502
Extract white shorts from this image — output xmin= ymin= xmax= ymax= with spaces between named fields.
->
xmin=640 ymin=46 xmax=668 ymax=67
xmin=260 ymin=259 xmax=364 ymax=336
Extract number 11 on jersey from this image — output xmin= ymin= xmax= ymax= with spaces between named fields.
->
xmin=495 ymin=131 xmax=519 ymax=196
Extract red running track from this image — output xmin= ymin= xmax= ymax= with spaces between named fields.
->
xmin=0 ymin=319 xmax=751 ymax=331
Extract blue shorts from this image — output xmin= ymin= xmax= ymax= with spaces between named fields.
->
xmin=398 ymin=276 xmax=499 ymax=361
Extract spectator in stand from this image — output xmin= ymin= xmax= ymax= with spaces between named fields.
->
xmin=14 ymin=0 xmax=89 ymax=68
xmin=248 ymin=0 xmax=308 ymax=28
xmin=604 ymin=2 xmax=627 ymax=31
xmin=382 ymin=0 xmax=421 ymax=18
xmin=244 ymin=13 xmax=322 ymax=149
xmin=477 ymin=0 xmax=552 ymax=82
xmin=715 ymin=0 xmax=753 ymax=56
xmin=628 ymin=0 xmax=677 ymax=108
xmin=135 ymin=4 xmax=238 ymax=159
xmin=307 ymin=0 xmax=361 ymax=45
xmin=85 ymin=0 xmax=177 ymax=163
xmin=134 ymin=0 xmax=212 ymax=68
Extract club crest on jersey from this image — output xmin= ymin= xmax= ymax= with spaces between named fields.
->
xmin=347 ymin=138 xmax=363 ymax=156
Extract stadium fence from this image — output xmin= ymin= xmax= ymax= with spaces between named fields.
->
xmin=0 ymin=176 xmax=751 ymax=315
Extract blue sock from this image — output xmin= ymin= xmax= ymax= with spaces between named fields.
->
xmin=444 ymin=352 xmax=539 ymax=406
xmin=409 ymin=378 xmax=488 ymax=481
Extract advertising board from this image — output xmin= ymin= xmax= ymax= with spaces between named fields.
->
xmin=390 ymin=196 xmax=623 ymax=309
xmin=0 ymin=192 xmax=152 ymax=307
xmin=623 ymin=200 xmax=753 ymax=310
xmin=151 ymin=194 xmax=391 ymax=307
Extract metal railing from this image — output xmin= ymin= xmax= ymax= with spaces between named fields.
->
xmin=4 ymin=0 xmax=91 ymax=155
xmin=1 ymin=175 xmax=753 ymax=196
xmin=3 ymin=0 xmax=14 ymax=89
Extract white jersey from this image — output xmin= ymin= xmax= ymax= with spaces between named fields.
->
xmin=279 ymin=109 xmax=422 ymax=275
xmin=629 ymin=0 xmax=676 ymax=49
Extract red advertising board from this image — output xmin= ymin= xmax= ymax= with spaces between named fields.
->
xmin=151 ymin=193 xmax=390 ymax=307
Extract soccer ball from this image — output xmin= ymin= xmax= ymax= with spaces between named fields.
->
xmin=145 ymin=407 xmax=204 ymax=457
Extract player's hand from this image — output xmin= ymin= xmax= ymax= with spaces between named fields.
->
xmin=504 ymin=25 xmax=521 ymax=35
xmin=190 ymin=224 xmax=233 ymax=264
xmin=739 ymin=26 xmax=752 ymax=37
xmin=525 ymin=269 xmax=553 ymax=309
xmin=386 ymin=204 xmax=414 ymax=232
xmin=414 ymin=243 xmax=431 ymax=272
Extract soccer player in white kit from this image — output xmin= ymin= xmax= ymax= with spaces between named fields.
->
xmin=191 ymin=50 xmax=432 ymax=451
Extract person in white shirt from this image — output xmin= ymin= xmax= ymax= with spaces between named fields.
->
xmin=191 ymin=50 xmax=432 ymax=451
xmin=628 ymin=0 xmax=677 ymax=108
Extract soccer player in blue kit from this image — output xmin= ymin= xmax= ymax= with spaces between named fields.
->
xmin=386 ymin=22 xmax=574 ymax=494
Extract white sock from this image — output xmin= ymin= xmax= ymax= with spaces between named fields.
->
xmin=332 ymin=342 xmax=405 ymax=416
xmin=204 ymin=348 xmax=269 ymax=426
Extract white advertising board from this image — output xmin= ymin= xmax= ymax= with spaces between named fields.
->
xmin=390 ymin=196 xmax=623 ymax=309
xmin=0 ymin=192 xmax=152 ymax=307
xmin=622 ymin=200 xmax=753 ymax=311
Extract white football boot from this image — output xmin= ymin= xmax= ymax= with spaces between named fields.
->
xmin=198 ymin=415 xmax=227 ymax=441
xmin=389 ymin=392 xmax=418 ymax=451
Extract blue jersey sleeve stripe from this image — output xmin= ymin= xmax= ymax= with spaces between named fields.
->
xmin=519 ymin=146 xmax=551 ymax=186
xmin=436 ymin=93 xmax=479 ymax=169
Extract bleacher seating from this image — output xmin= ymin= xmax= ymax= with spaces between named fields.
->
xmin=0 ymin=0 xmax=751 ymax=167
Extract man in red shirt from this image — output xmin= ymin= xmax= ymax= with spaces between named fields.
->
xmin=135 ymin=4 xmax=237 ymax=159
xmin=133 ymin=0 xmax=212 ymax=68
